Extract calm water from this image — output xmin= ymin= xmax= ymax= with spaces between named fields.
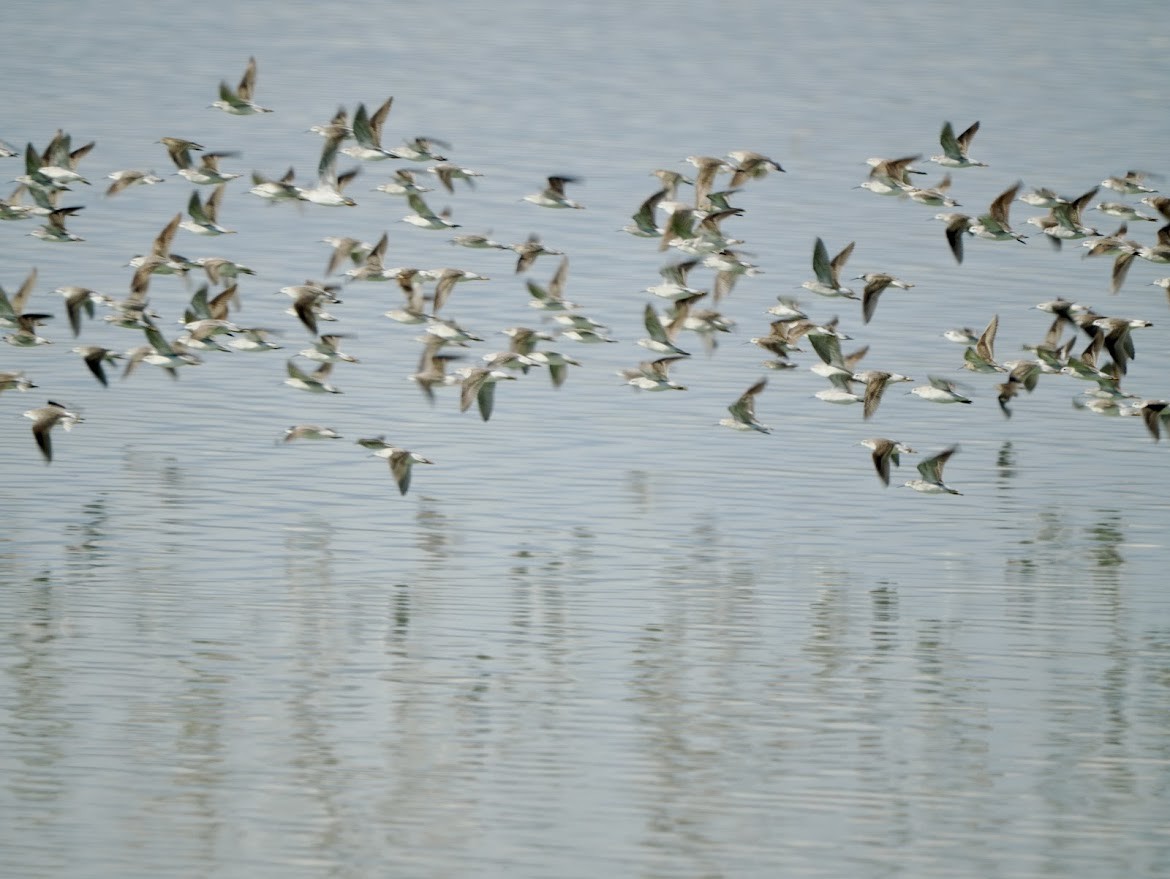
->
xmin=2 ymin=1 xmax=1169 ymax=876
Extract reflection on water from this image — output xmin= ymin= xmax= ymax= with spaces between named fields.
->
xmin=2 ymin=466 xmax=1169 ymax=877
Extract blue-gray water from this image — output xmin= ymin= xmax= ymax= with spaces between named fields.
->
xmin=2 ymin=1 xmax=1169 ymax=876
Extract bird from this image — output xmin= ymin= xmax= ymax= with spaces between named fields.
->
xmin=298 ymin=131 xmax=358 ymax=206
xmin=801 ymin=237 xmax=857 ymax=298
xmin=29 ymin=205 xmax=84 ymax=242
xmin=510 ymin=233 xmax=563 ymax=273
xmin=211 ymin=57 xmax=272 ymax=114
xmin=526 ymin=257 xmax=577 ymax=311
xmin=105 ymin=168 xmax=164 ymax=196
xmin=935 ymin=212 xmax=973 ymax=263
xmin=341 ymin=96 xmax=395 ymax=160
xmin=969 ymin=182 xmax=1026 ymax=242
xmin=523 ymin=175 xmax=584 ymax=209
xmin=621 ymin=356 xmax=687 ymax=391
xmin=903 ymin=445 xmax=962 ymax=495
xmin=179 ymin=183 xmax=234 ymax=235
xmin=961 ymin=314 xmax=1003 ymax=373
xmin=854 ymin=370 xmax=913 ymax=420
xmin=284 ymin=358 xmax=343 ymax=393
xmin=911 ymin=376 xmax=972 ymax=404
xmin=401 ymin=193 xmax=458 ymax=229
xmin=387 ymin=136 xmax=449 ymax=162
xmin=860 ymin=438 xmax=915 ymax=487
xmin=283 ymin=425 xmax=342 ymax=442
xmin=720 ymin=378 xmax=770 ymax=432
xmin=73 ymin=345 xmax=122 ymax=386
xmin=427 ymin=162 xmax=483 ymax=193
xmin=638 ymin=303 xmax=690 ymax=356
xmin=727 ymin=150 xmax=784 ymax=186
xmin=930 ymin=121 xmax=986 ymax=169
xmin=1101 ymin=170 xmax=1157 ymax=195
xmin=0 ymin=370 xmax=37 ymax=394
xmin=621 ymin=188 xmax=667 ymax=238
xmin=371 ymin=445 xmax=434 ymax=495
xmin=23 ymin=400 xmax=82 ymax=462
xmin=249 ymin=166 xmax=304 ymax=201
xmin=856 ymin=272 xmax=914 ymax=324
xmin=457 ymin=367 xmax=516 ymax=421
xmin=299 ymin=334 xmax=359 ymax=363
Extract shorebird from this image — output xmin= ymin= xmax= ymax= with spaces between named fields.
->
xmin=523 ymin=349 xmax=581 ymax=388
xmin=854 ymin=370 xmax=913 ymax=420
xmin=621 ymin=356 xmax=687 ymax=391
xmin=130 ymin=316 xmax=202 ymax=375
xmin=526 ymin=257 xmax=577 ymax=311
xmin=29 ymin=206 xmax=84 ymax=242
xmin=427 ymin=162 xmax=483 ymax=193
xmin=961 ymin=314 xmax=1003 ymax=373
xmin=720 ymin=378 xmax=770 ymax=433
xmin=646 ymin=258 xmax=705 ymax=301
xmin=56 ymin=286 xmax=111 ymax=336
xmin=1093 ymin=201 xmax=1157 ymax=222
xmin=638 ymin=302 xmax=689 ymax=356
xmin=684 ymin=155 xmax=732 ymax=208
xmin=1031 ymin=186 xmax=1099 ymax=246
xmin=401 ymin=193 xmax=458 ymax=229
xmin=622 ymin=188 xmax=667 ymax=238
xmin=1101 ymin=170 xmax=1157 ymax=195
xmin=249 ymin=166 xmax=303 ymax=201
xmin=284 ymin=358 xmax=343 ymax=394
xmin=105 ymin=169 xmax=163 ymax=196
xmin=860 ymin=438 xmax=915 ymax=487
xmin=930 ymin=121 xmax=986 ymax=169
xmin=1018 ymin=186 xmax=1065 ymax=208
xmin=299 ymin=334 xmax=359 ymax=363
xmin=23 ymin=401 xmax=82 ymax=462
xmin=903 ymin=445 xmax=962 ymax=495
xmin=341 ymin=96 xmax=395 ymax=160
xmin=0 ymin=370 xmax=36 ymax=393
xmin=282 ymin=425 xmax=342 ymax=442
xmin=410 ymin=337 xmax=463 ymax=402
xmin=34 ymin=129 xmax=94 ymax=187
xmin=814 ymin=373 xmax=864 ymax=406
xmin=228 ymin=327 xmax=282 ymax=352
xmin=801 ymin=237 xmax=857 ymax=298
xmin=970 ymin=182 xmax=1027 ymax=242
xmin=387 ymin=136 xmax=448 ymax=162
xmin=856 ymin=272 xmax=914 ymax=324
xmin=523 ymin=175 xmax=584 ymax=209
xmin=429 ymin=267 xmax=488 ymax=314
xmin=2 ymin=313 xmax=53 ymax=347
xmin=935 ymin=212 xmax=973 ymax=263
xmin=457 ymin=366 xmax=516 ymax=420
xmin=180 ymin=183 xmax=234 ymax=235
xmin=281 ymin=280 xmax=341 ymax=335
xmin=510 ymin=233 xmax=563 ymax=273
xmin=299 ymin=132 xmax=358 ymax=206
xmin=175 ymin=149 xmax=241 ymax=185
xmin=911 ymin=376 xmax=972 ymax=404
xmin=0 ymin=267 xmax=41 ymax=328
xmin=904 ymin=174 xmax=959 ymax=207
xmin=211 ymin=57 xmax=272 ymax=114
xmin=195 ymin=257 xmax=254 ymax=287
xmin=727 ymin=151 xmax=784 ymax=186
xmin=371 ymin=445 xmax=434 ymax=495
xmin=424 ymin=317 xmax=484 ymax=346
xmin=375 ymin=168 xmax=431 ymax=197
xmin=1091 ymin=315 xmax=1152 ymax=376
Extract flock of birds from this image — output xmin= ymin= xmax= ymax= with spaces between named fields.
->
xmin=2 ymin=59 xmax=1169 ymax=496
